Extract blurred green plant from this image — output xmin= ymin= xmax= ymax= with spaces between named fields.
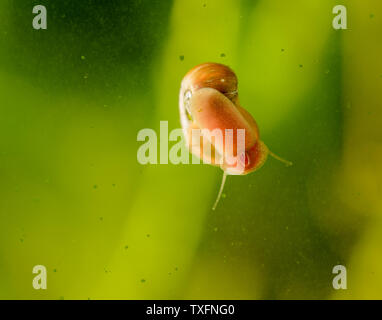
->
xmin=0 ymin=0 xmax=381 ymax=299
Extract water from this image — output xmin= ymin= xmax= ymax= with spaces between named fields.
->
xmin=0 ymin=0 xmax=381 ymax=299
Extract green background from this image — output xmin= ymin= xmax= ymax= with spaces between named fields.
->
xmin=0 ymin=0 xmax=381 ymax=299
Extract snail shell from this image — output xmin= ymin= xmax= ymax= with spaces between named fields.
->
xmin=179 ymin=63 xmax=268 ymax=175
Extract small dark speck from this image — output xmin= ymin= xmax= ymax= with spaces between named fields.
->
xmin=112 ymin=184 xmax=116 ymax=187
xmin=299 ymin=64 xmax=303 ymax=68
xmin=370 ymin=14 xmax=374 ymax=18
xmin=220 ymin=53 xmax=226 ymax=57
xmin=175 ymin=267 xmax=178 ymax=271
xmin=53 ymin=269 xmax=57 ymax=272
xmin=146 ymin=234 xmax=150 ymax=238
xmin=59 ymin=296 xmax=65 ymax=300
xmin=93 ymin=185 xmax=98 ymax=189
xmin=203 ymin=4 xmax=206 ymax=7
xmin=281 ymin=48 xmax=285 ymax=52
xmin=179 ymin=55 xmax=184 ymax=61
xmin=99 ymin=217 xmax=103 ymax=221
xmin=124 ymin=245 xmax=129 ymax=249
xmin=141 ymin=279 xmax=146 ymax=283
xmin=20 ymin=238 xmax=24 ymax=243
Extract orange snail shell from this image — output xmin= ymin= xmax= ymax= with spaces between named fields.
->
xmin=179 ymin=63 xmax=269 ymax=175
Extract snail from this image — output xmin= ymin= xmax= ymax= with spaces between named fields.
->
xmin=179 ymin=63 xmax=292 ymax=210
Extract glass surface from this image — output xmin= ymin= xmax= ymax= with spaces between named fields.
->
xmin=0 ymin=0 xmax=381 ymax=299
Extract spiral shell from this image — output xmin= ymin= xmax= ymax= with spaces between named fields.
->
xmin=179 ymin=62 xmax=268 ymax=175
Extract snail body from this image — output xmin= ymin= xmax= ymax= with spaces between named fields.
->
xmin=179 ymin=63 xmax=291 ymax=209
